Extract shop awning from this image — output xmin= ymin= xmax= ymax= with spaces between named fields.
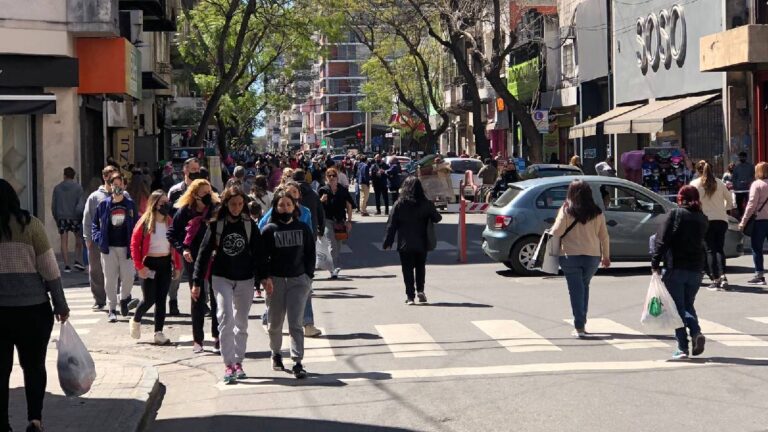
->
xmin=604 ymin=94 xmax=718 ymax=135
xmin=0 ymin=94 xmax=56 ymax=115
xmin=568 ymin=104 xmax=642 ymax=139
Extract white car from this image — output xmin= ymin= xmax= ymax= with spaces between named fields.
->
xmin=444 ymin=157 xmax=483 ymax=199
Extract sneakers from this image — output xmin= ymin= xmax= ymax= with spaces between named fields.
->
xmin=108 ymin=310 xmax=118 ymax=323
xmin=154 ymin=332 xmax=170 ymax=345
xmin=92 ymin=303 xmax=105 ymax=311
xmin=73 ymin=262 xmax=86 ymax=271
xmin=223 ymin=366 xmax=236 ymax=384
xmin=719 ymin=277 xmax=729 ymax=291
xmin=330 ymin=268 xmax=341 ymax=279
xmin=692 ymin=333 xmax=706 ymax=356
xmin=128 ymin=297 xmax=140 ymax=310
xmin=272 ymin=354 xmax=285 ymax=371
xmin=234 ymin=363 xmax=246 ymax=379
xmin=192 ymin=342 xmax=204 ymax=354
xmin=304 ymin=324 xmax=322 ymax=337
xmin=292 ymin=363 xmax=307 ymax=379
xmin=168 ymin=300 xmax=180 ymax=317
xmin=706 ymin=281 xmax=721 ymax=291
xmin=119 ymin=298 xmax=134 ymax=317
xmin=417 ymin=292 xmax=428 ymax=303
xmin=671 ymin=349 xmax=689 ymax=360
xmin=405 ymin=298 xmax=415 ymax=305
xmin=213 ymin=338 xmax=221 ymax=354
xmin=63 ymin=265 xmax=72 ymax=273
xmin=129 ymin=319 xmax=141 ymax=339
xmin=254 ymin=289 xmax=263 ymax=299
xmin=571 ymin=328 xmax=586 ymax=338
xmin=748 ymin=276 xmax=766 ymax=285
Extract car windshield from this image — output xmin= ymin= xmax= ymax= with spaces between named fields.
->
xmin=450 ymin=159 xmax=483 ymax=174
xmin=493 ymin=185 xmax=524 ymax=207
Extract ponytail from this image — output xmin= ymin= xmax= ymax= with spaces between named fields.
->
xmin=697 ymin=160 xmax=717 ymax=198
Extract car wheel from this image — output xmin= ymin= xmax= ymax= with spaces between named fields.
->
xmin=509 ymin=236 xmax=541 ymax=276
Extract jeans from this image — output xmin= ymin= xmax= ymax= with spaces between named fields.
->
xmin=185 ymin=262 xmax=220 ymax=344
xmin=0 ymin=303 xmax=54 ymax=427
xmin=133 ymin=256 xmax=172 ymax=333
xmin=323 ymin=220 xmax=341 ymax=270
xmin=704 ymin=220 xmax=727 ymax=279
xmin=663 ymin=269 xmax=703 ymax=352
xmin=87 ymin=241 xmax=106 ymax=305
xmin=100 ymin=247 xmax=136 ymax=312
xmin=267 ymin=275 xmax=312 ymax=361
xmin=559 ymin=255 xmax=601 ymax=330
xmin=373 ymin=182 xmax=389 ymax=214
xmin=212 ymin=276 xmax=253 ymax=366
xmin=399 ymin=250 xmax=427 ymax=299
xmin=262 ymin=291 xmax=315 ymax=326
xmin=750 ymin=219 xmax=768 ymax=275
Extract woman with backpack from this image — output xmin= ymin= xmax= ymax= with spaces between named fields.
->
xmin=194 ymin=186 xmax=266 ymax=384
xmin=652 ymin=185 xmax=709 ymax=359
xmin=383 ymin=177 xmax=442 ymax=305
xmin=167 ymin=179 xmax=220 ymax=354
xmin=550 ymin=180 xmax=610 ymax=338
xmin=129 ymin=190 xmax=181 ymax=345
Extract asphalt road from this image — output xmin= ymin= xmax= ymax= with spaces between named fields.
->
xmin=67 ymin=213 xmax=768 ymax=432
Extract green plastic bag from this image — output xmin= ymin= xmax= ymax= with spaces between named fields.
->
xmin=648 ymin=297 xmax=663 ymax=317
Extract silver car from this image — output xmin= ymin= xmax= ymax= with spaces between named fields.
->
xmin=482 ymin=176 xmax=744 ymax=275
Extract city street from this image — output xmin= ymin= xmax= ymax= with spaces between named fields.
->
xmin=51 ymin=214 xmax=768 ymax=431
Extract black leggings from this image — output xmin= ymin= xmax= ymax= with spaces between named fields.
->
xmin=134 ymin=256 xmax=172 ymax=332
xmin=185 ymin=262 xmax=219 ymax=344
xmin=399 ymin=250 xmax=427 ymax=299
xmin=705 ymin=220 xmax=728 ymax=279
xmin=0 ymin=302 xmax=54 ymax=428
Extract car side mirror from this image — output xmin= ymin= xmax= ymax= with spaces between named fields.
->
xmin=652 ymin=203 xmax=665 ymax=214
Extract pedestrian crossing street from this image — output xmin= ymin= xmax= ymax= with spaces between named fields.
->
xmin=51 ymin=288 xmax=106 ymax=341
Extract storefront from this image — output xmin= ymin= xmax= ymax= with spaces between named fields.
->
xmin=0 ymin=54 xmax=78 ymax=212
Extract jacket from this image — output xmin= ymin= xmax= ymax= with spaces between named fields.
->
xmin=370 ymin=161 xmax=389 ymax=185
xmin=167 ymin=205 xmax=212 ymax=258
xmin=732 ymin=161 xmax=755 ymax=192
xmin=82 ymin=186 xmax=132 ymax=242
xmin=92 ymin=196 xmax=138 ymax=257
xmin=258 ymin=205 xmax=313 ymax=231
xmin=386 ymin=163 xmax=403 ymax=190
xmin=651 ymin=207 xmax=708 ymax=271
xmin=298 ymin=182 xmax=324 ymax=235
xmin=383 ymin=199 xmax=442 ymax=253
xmin=129 ymin=217 xmax=183 ymax=271
xmin=357 ymin=161 xmax=370 ymax=185
xmin=741 ymin=179 xmax=768 ymax=223
xmin=261 ymin=219 xmax=316 ymax=278
xmin=689 ymin=177 xmax=734 ymax=222
xmin=51 ymin=180 xmax=85 ymax=221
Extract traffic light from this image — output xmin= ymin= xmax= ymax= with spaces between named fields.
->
xmin=320 ymin=138 xmax=327 ymax=148
xmin=356 ymin=130 xmax=362 ymax=140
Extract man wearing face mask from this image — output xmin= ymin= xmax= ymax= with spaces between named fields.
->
xmin=733 ymin=151 xmax=755 ymax=219
xmin=92 ymin=173 xmax=139 ymax=323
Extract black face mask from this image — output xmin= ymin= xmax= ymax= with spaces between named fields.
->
xmin=201 ymin=194 xmax=213 ymax=206
xmin=276 ymin=212 xmax=292 ymax=223
xmin=157 ymin=203 xmax=172 ymax=216
xmin=188 ymin=172 xmax=201 ymax=181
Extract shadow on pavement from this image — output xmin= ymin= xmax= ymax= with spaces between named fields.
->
xmin=324 ymin=332 xmax=382 ymax=341
xmin=313 ymin=292 xmax=374 ymax=300
xmin=420 ymin=302 xmax=493 ymax=308
xmin=721 ymin=285 xmax=768 ymax=294
xmin=704 ymin=357 xmax=768 ymax=366
xmin=149 ymin=414 xmax=417 ymax=432
xmin=312 ymin=286 xmax=358 ymax=291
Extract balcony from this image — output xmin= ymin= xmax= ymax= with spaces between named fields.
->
xmin=700 ymin=25 xmax=768 ymax=72
xmin=119 ymin=0 xmax=177 ymax=31
xmin=444 ymin=84 xmax=472 ymax=114
xmin=67 ymin=0 xmax=120 ymax=37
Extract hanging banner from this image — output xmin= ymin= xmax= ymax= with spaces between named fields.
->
xmin=112 ymin=129 xmax=134 ymax=175
xmin=533 ymin=110 xmax=549 ymax=133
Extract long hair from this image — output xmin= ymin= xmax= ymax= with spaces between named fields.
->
xmin=211 ymin=185 xmax=249 ymax=222
xmin=281 ymin=168 xmax=295 ymax=186
xmin=126 ymin=172 xmax=151 ymax=206
xmin=269 ymin=189 xmax=300 ymax=223
xmin=398 ymin=176 xmax=426 ymax=203
xmin=0 ymin=178 xmax=31 ymax=240
xmin=252 ymin=175 xmax=268 ymax=198
xmin=678 ymin=185 xmax=702 ymax=212
xmin=175 ymin=179 xmax=219 ymax=209
xmin=569 ymin=155 xmax=581 ymax=167
xmin=136 ymin=190 xmax=167 ymax=233
xmin=564 ymin=179 xmax=602 ymax=224
xmin=696 ymin=160 xmax=717 ymax=198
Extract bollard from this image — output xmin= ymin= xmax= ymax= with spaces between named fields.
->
xmin=457 ymin=179 xmax=468 ymax=263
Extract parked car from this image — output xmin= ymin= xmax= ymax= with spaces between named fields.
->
xmin=520 ymin=164 xmax=583 ymax=180
xmin=482 ymin=176 xmax=744 ymax=275
xmin=444 ymin=157 xmax=483 ymax=199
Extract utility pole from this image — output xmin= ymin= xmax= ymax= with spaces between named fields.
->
xmin=364 ymin=111 xmax=372 ymax=153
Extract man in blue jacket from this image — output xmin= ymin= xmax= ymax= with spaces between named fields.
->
xmin=356 ymin=155 xmax=371 ymax=216
xmin=92 ymin=173 xmax=139 ymax=322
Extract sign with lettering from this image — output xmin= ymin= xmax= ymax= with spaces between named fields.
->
xmin=635 ymin=5 xmax=687 ymax=75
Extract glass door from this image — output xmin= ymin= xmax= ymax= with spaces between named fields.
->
xmin=0 ymin=115 xmax=33 ymax=211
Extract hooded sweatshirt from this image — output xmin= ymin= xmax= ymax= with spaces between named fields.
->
xmin=261 ymin=218 xmax=315 ymax=279
xmin=52 ymin=179 xmax=85 ymax=221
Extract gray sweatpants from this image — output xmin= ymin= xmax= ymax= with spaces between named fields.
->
xmin=212 ymin=276 xmax=253 ymax=366
xmin=323 ymin=220 xmax=341 ymax=271
xmin=267 ymin=275 xmax=312 ymax=361
xmin=100 ymin=247 xmax=136 ymax=311
xmin=87 ymin=242 xmax=106 ymax=305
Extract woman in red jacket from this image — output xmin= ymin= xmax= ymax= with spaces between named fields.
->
xmin=129 ymin=190 xmax=181 ymax=344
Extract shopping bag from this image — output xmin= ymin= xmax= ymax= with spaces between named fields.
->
xmin=56 ymin=321 xmax=97 ymax=397
xmin=640 ymin=273 xmax=685 ymax=333
xmin=315 ymin=237 xmax=334 ymax=271
xmin=533 ymin=231 xmax=559 ymax=275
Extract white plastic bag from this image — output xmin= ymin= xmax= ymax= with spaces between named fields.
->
xmin=56 ymin=321 xmax=96 ymax=397
xmin=640 ymin=273 xmax=684 ymax=333
xmin=315 ymin=237 xmax=333 ymax=272
xmin=533 ymin=231 xmax=559 ymax=274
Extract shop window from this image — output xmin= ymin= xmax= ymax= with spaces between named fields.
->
xmin=535 ymin=186 xmax=569 ymax=209
xmin=599 ymin=185 xmax=656 ymax=213
xmin=0 ymin=116 xmax=33 ymax=211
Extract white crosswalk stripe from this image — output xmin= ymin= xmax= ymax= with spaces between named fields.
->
xmin=473 ymin=320 xmax=561 ymax=353
xmin=564 ymin=318 xmax=668 ymax=349
xmin=282 ymin=328 xmax=335 ymax=363
xmin=698 ymin=319 xmax=768 ymax=347
xmin=375 ymin=323 xmax=446 ymax=358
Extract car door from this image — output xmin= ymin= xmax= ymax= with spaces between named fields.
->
xmin=593 ymin=183 xmax=667 ymax=259
xmin=536 ymin=184 xmax=570 ymax=232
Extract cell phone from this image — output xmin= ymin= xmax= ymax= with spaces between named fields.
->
xmin=146 ymin=270 xmax=156 ymax=279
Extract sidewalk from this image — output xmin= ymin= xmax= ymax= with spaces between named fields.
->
xmin=8 ymin=352 xmax=160 ymax=432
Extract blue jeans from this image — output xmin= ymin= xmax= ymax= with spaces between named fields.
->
xmin=663 ymin=269 xmax=702 ymax=352
xmin=559 ymin=255 xmax=600 ymax=330
xmin=750 ymin=219 xmax=768 ymax=275
xmin=262 ymin=290 xmax=314 ymax=326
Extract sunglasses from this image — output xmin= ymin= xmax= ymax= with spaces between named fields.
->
xmin=327 ymin=174 xmax=337 ymax=178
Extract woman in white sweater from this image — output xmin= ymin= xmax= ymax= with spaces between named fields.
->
xmin=690 ymin=161 xmax=734 ymax=290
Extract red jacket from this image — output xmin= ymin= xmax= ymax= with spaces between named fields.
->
xmin=130 ymin=217 xmax=182 ymax=271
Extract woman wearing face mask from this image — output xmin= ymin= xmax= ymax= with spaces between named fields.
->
xmin=194 ymin=186 xmax=267 ymax=384
xmin=167 ymin=179 xmax=221 ymax=354
xmin=318 ymin=168 xmax=355 ymax=279
xmin=260 ymin=190 xmax=316 ymax=379
xmin=129 ymin=190 xmax=182 ymax=345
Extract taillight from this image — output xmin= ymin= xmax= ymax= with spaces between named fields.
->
xmin=494 ymin=215 xmax=512 ymax=229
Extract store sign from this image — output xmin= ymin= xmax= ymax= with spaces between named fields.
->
xmin=78 ymin=38 xmax=143 ymax=99
xmin=112 ymin=129 xmax=134 ymax=174
xmin=635 ymin=5 xmax=687 ymax=75
xmin=532 ymin=110 xmax=549 ymax=133
xmin=613 ymin=0 xmax=721 ymax=104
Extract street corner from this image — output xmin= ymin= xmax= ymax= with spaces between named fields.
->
xmin=8 ymin=351 xmax=160 ymax=432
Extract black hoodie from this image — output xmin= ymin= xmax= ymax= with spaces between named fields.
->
xmin=261 ymin=218 xmax=316 ymax=279
xmin=193 ymin=216 xmax=267 ymax=286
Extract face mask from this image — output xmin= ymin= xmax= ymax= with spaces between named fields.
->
xmin=189 ymin=172 xmax=201 ymax=181
xmin=157 ymin=203 xmax=171 ymax=216
xmin=276 ymin=212 xmax=292 ymax=223
xmin=112 ymin=186 xmax=124 ymax=196
xmin=201 ymin=194 xmax=213 ymax=206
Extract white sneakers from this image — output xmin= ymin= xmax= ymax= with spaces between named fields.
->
xmin=154 ymin=332 xmax=170 ymax=345
xmin=330 ymin=268 xmax=341 ymax=279
xmin=129 ymin=320 xmax=141 ymax=339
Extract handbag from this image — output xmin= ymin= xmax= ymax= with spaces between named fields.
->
xmin=743 ymin=196 xmax=768 ymax=237
xmin=426 ymin=219 xmax=436 ymax=251
xmin=533 ymin=218 xmax=578 ymax=274
xmin=334 ymin=222 xmax=349 ymax=241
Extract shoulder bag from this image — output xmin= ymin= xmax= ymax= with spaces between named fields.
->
xmin=534 ymin=217 xmax=579 ymax=274
xmin=743 ymin=194 xmax=768 ymax=237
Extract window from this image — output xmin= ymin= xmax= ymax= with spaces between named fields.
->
xmin=449 ymin=159 xmax=483 ymax=174
xmin=536 ymin=186 xmax=569 ymax=209
xmin=348 ymin=63 xmax=360 ymax=76
xmin=562 ymin=42 xmax=575 ymax=83
xmin=599 ymin=185 xmax=658 ymax=213
xmin=494 ymin=185 xmax=524 ymax=207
